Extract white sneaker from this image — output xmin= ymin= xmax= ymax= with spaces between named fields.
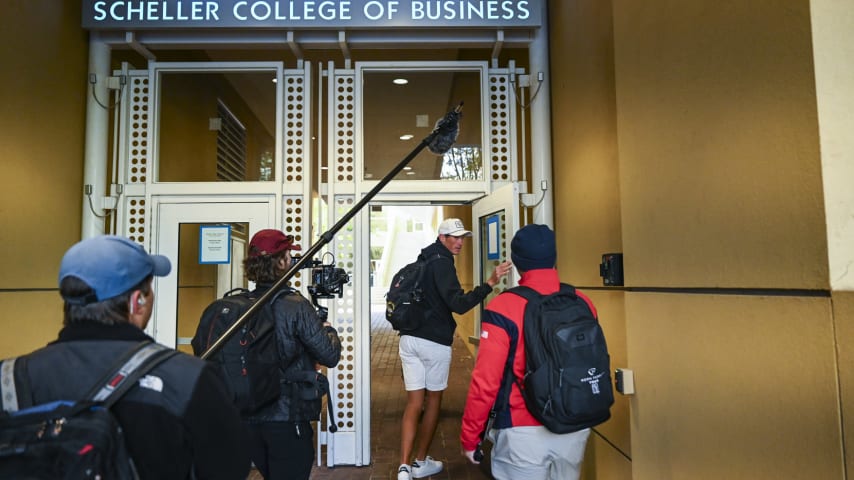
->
xmin=397 ymin=464 xmax=411 ymax=480
xmin=411 ymin=456 xmax=443 ymax=478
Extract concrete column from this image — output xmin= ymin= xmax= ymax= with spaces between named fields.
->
xmin=811 ymin=0 xmax=854 ymax=291
xmin=81 ymin=32 xmax=111 ymax=239
xmin=528 ymin=1 xmax=554 ymax=227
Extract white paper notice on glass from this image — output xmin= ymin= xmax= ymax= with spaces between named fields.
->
xmin=486 ymin=215 xmax=500 ymax=260
xmin=199 ymin=225 xmax=231 ymax=264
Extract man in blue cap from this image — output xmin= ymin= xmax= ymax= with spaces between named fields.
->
xmin=0 ymin=235 xmax=251 ymax=479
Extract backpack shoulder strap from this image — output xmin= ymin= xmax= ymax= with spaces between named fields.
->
xmin=1 ymin=356 xmax=31 ymax=412
xmin=488 ymin=287 xmax=538 ymax=420
xmin=558 ymin=282 xmax=577 ymax=296
xmin=224 ymin=287 xmax=251 ymax=298
xmin=506 ymin=284 xmax=540 ymax=303
xmin=510 ymin=283 xmax=578 ymax=301
xmin=85 ymin=341 xmax=179 ymax=408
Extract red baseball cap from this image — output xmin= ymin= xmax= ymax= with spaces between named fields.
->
xmin=248 ymin=229 xmax=301 ymax=257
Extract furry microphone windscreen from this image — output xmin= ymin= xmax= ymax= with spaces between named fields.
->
xmin=427 ymin=102 xmax=463 ymax=155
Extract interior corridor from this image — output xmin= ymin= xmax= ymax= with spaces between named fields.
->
xmin=248 ymin=306 xmax=491 ymax=480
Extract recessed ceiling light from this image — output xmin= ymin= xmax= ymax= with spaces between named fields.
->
xmin=393 ymin=78 xmax=408 ymax=85
xmin=399 ymin=134 xmax=414 ymax=140
xmin=403 ymin=166 xmax=412 ymax=170
xmin=405 ymin=171 xmax=416 ymax=175
xmin=272 ymin=77 xmax=277 ymax=83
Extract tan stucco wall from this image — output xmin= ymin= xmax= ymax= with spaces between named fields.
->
xmin=613 ymin=0 xmax=826 ymax=290
xmin=834 ymin=291 xmax=854 ymax=476
xmin=550 ymin=0 xmax=846 ymax=479
xmin=627 ymin=294 xmax=841 ymax=479
xmin=0 ymin=0 xmax=88 ymax=358
xmin=549 ymin=1 xmax=631 ymax=477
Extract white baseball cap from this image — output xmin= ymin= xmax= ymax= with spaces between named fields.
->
xmin=438 ymin=218 xmax=472 ymax=237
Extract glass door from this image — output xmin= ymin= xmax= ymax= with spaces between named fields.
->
xmin=151 ymin=200 xmax=274 ymax=350
xmin=471 ymin=182 xmax=522 ymax=336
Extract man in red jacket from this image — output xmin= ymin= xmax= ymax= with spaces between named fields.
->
xmin=460 ymin=224 xmax=596 ymax=480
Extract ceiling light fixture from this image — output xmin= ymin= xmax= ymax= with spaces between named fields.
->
xmin=399 ymin=134 xmax=414 ymax=140
xmin=393 ymin=78 xmax=408 ymax=85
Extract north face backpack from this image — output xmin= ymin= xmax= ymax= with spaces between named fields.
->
xmin=508 ymin=284 xmax=614 ymax=433
xmin=0 ymin=341 xmax=178 ymax=479
xmin=385 ymin=254 xmax=442 ymax=331
xmin=192 ymin=287 xmax=291 ymax=416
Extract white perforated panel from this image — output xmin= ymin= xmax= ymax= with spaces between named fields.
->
xmin=125 ymin=197 xmax=147 ymax=245
xmin=120 ymin=71 xmax=152 ymax=245
xmin=332 ymin=74 xmax=355 ymax=184
xmin=283 ymin=195 xmax=308 ymax=289
xmin=283 ymin=72 xmax=306 ymax=186
xmin=127 ymin=75 xmax=150 ymax=184
xmin=330 ymin=195 xmax=356 ymax=432
xmin=488 ymin=71 xmax=514 ymax=183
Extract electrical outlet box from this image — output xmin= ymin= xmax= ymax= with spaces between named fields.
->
xmin=615 ymin=368 xmax=634 ymax=395
xmin=106 ymin=76 xmax=122 ymax=90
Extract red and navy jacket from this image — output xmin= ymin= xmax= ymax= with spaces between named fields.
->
xmin=460 ymin=268 xmax=598 ymax=451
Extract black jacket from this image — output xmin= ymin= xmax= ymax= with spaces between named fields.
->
xmin=247 ymin=285 xmax=342 ymax=423
xmin=401 ymin=239 xmax=492 ymax=346
xmin=7 ymin=322 xmax=251 ymax=480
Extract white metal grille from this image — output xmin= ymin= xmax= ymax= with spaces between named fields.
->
xmin=331 ymin=195 xmax=356 ymax=433
xmin=127 ymin=74 xmax=150 ymax=184
xmin=119 ymin=71 xmax=152 ymax=246
xmin=283 ymin=195 xmax=308 ymax=290
xmin=284 ymin=73 xmax=306 ymax=185
xmin=332 ymin=73 xmax=355 ymax=185
xmin=125 ymin=197 xmax=147 ymax=245
xmin=487 ymin=70 xmax=516 ymax=183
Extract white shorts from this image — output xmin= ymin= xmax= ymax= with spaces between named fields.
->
xmin=399 ymin=335 xmax=452 ymax=392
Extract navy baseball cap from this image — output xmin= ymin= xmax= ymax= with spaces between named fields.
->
xmin=511 ymin=224 xmax=557 ymax=271
xmin=58 ymin=235 xmax=171 ymax=304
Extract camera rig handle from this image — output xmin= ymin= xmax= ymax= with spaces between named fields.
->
xmin=200 ymin=102 xmax=463 ymax=360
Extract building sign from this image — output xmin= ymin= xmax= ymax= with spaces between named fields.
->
xmin=82 ymin=0 xmax=541 ymax=29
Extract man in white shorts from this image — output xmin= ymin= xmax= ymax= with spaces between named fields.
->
xmin=396 ymin=218 xmax=511 ymax=480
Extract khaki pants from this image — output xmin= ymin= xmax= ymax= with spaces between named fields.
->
xmin=489 ymin=426 xmax=591 ymax=480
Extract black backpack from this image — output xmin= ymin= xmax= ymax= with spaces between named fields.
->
xmin=192 ymin=287 xmax=291 ymax=416
xmin=0 ymin=341 xmax=178 ymax=479
xmin=385 ymin=254 xmax=442 ymax=331
xmin=507 ymin=284 xmax=614 ymax=433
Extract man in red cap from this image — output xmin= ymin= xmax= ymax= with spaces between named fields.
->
xmin=223 ymin=229 xmax=342 ymax=480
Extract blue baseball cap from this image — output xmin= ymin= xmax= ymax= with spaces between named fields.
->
xmin=58 ymin=235 xmax=171 ymax=304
